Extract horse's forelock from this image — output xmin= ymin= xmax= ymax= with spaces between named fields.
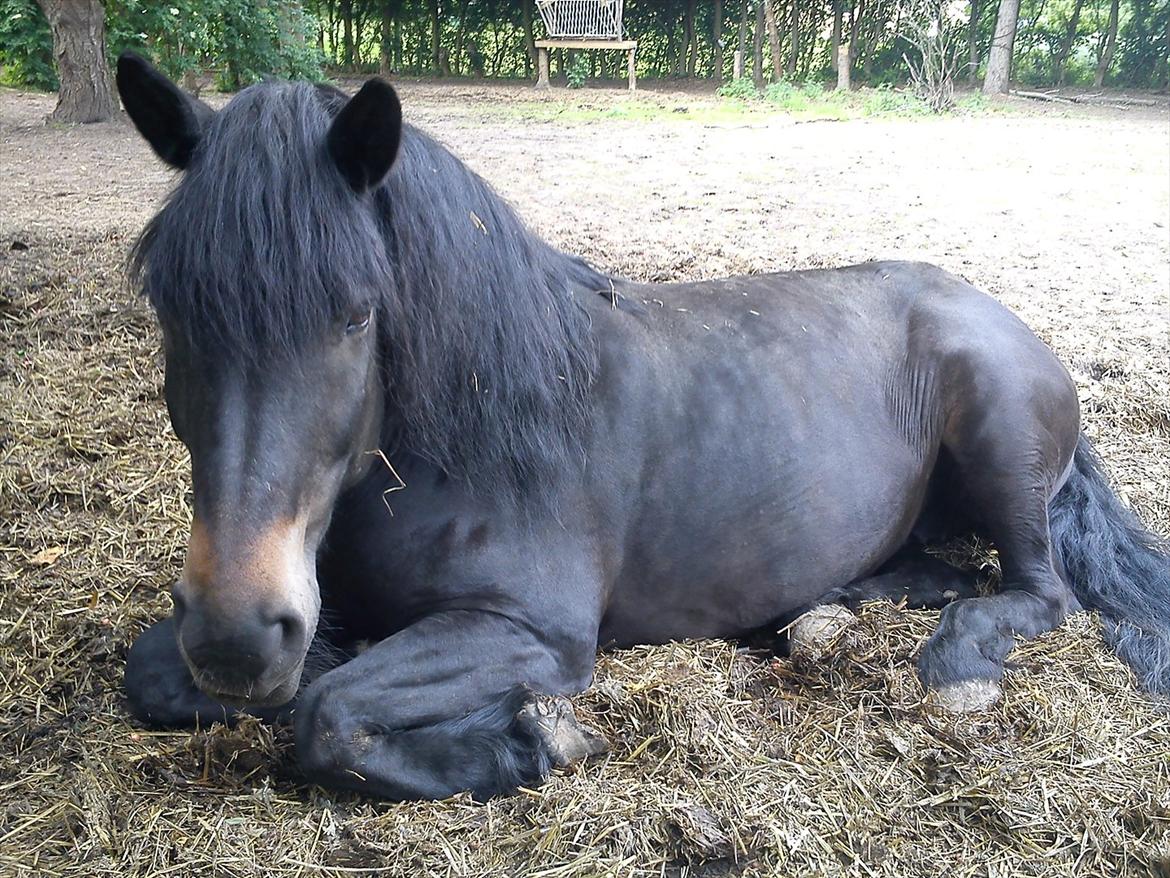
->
xmin=130 ymin=81 xmax=390 ymax=361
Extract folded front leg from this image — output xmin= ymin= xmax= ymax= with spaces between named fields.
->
xmin=125 ymin=617 xmax=291 ymax=728
xmin=293 ymin=609 xmax=598 ymax=801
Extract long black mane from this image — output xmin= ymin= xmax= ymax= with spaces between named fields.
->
xmin=131 ymin=81 xmax=611 ymax=500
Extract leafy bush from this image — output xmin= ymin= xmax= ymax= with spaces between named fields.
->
xmin=716 ymin=76 xmax=760 ymax=101
xmin=861 ymin=84 xmax=931 ymax=116
xmin=566 ymin=52 xmax=588 ymax=88
xmin=804 ymin=79 xmax=826 ymax=98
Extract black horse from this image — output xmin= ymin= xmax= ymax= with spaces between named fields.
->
xmin=115 ymin=54 xmax=1170 ymax=802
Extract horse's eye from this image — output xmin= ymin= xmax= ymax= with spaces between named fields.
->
xmin=346 ymin=309 xmax=372 ymax=336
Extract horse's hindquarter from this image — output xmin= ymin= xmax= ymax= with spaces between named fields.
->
xmin=593 ymin=262 xmax=1014 ymax=645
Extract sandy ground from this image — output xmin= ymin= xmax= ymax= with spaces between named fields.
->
xmin=1 ymin=81 xmax=1168 ymax=877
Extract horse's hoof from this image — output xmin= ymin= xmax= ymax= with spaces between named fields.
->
xmin=786 ymin=604 xmax=856 ymax=658
xmin=516 ymin=694 xmax=608 ymax=768
xmin=928 ymin=679 xmax=1002 ymax=713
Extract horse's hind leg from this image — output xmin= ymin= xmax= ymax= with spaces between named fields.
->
xmin=917 ymin=380 xmax=1078 ymax=711
xmin=824 ymin=545 xmax=981 ymax=611
xmin=124 ymin=617 xmax=289 ymax=727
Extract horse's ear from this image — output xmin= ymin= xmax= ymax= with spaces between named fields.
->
xmin=116 ymin=51 xmax=213 ymax=170
xmin=327 ymin=79 xmax=402 ymax=194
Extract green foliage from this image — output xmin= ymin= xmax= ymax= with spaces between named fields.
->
xmin=715 ymin=73 xmax=932 ymax=119
xmin=212 ymin=1 xmax=323 ymax=89
xmin=715 ymin=76 xmax=760 ymax=100
xmin=0 ymin=0 xmax=57 ymax=90
xmin=859 ymin=85 xmax=932 ymax=116
xmin=566 ymin=52 xmax=588 ymax=88
xmin=1 ymin=0 xmax=322 ymax=93
xmin=3 ymin=0 xmax=1167 ymax=94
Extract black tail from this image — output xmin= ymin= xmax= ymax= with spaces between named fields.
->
xmin=1049 ymin=434 xmax=1170 ymax=697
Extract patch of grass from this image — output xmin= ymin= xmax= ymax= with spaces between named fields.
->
xmin=716 ymin=76 xmax=969 ymax=120
xmin=490 ymin=99 xmax=783 ymax=125
xmin=466 ymin=78 xmax=1013 ymax=127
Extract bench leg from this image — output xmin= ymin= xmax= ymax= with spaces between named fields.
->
xmin=627 ymin=48 xmax=636 ymax=91
xmin=537 ymin=47 xmax=550 ymax=88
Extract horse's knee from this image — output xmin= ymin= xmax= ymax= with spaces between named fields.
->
xmin=294 ymin=682 xmax=362 ymax=781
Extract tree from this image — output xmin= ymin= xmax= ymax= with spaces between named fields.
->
xmin=712 ymin=0 xmax=724 ymax=80
xmin=1095 ymin=0 xmax=1121 ymax=86
xmin=966 ymin=0 xmax=980 ymax=79
xmin=521 ymin=0 xmax=536 ymax=75
xmin=982 ymin=0 xmax=1020 ymax=93
xmin=753 ymin=1 xmax=765 ymax=87
xmin=831 ymin=0 xmax=843 ymax=70
xmin=788 ymin=0 xmax=799 ymax=75
xmin=1053 ymin=0 xmax=1085 ymax=85
xmin=428 ymin=0 xmax=440 ymax=73
xmin=36 ymin=0 xmax=116 ymax=122
xmin=764 ymin=0 xmax=782 ymax=80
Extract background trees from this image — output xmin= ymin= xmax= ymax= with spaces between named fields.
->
xmin=1 ymin=0 xmax=1167 ymax=100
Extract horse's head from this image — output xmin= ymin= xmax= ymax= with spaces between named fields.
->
xmin=117 ymin=54 xmax=401 ymax=706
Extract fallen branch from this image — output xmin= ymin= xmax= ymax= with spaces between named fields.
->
xmin=1011 ymin=89 xmax=1075 ymax=104
xmin=1011 ymin=89 xmax=1164 ymax=108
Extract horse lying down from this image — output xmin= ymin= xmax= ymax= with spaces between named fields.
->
xmin=115 ymin=53 xmax=1170 ymax=802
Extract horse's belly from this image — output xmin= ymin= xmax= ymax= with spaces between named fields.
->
xmin=598 ymin=426 xmax=933 ymax=647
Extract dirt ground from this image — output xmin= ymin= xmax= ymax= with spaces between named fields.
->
xmin=1 ymin=80 xmax=1168 ymax=877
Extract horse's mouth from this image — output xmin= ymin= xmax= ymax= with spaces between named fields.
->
xmin=195 ymin=667 xmax=302 ymax=709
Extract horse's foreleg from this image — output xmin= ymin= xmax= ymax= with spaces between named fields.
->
xmin=293 ymin=609 xmax=601 ymax=801
xmin=124 ymin=617 xmax=290 ymax=727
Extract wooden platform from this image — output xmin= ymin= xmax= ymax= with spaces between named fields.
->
xmin=534 ymin=39 xmax=638 ymax=91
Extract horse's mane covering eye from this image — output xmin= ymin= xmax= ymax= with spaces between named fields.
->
xmin=130 ymin=83 xmax=390 ymax=361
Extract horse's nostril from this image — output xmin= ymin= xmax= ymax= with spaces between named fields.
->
xmin=273 ymin=611 xmax=303 ymax=645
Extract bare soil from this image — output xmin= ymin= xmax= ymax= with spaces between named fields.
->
xmin=1 ymin=81 xmax=1168 ymax=877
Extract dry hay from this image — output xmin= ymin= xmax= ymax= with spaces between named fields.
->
xmin=2 ymin=214 xmax=1169 ymax=878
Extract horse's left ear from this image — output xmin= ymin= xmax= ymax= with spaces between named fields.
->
xmin=116 ymin=51 xmax=214 ymax=170
xmin=327 ymin=79 xmax=402 ymax=194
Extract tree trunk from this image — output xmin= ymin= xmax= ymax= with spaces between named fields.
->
xmin=454 ymin=0 xmax=470 ymax=75
xmin=967 ymin=0 xmax=980 ymax=80
xmin=1054 ymin=0 xmax=1083 ymax=85
xmin=737 ymin=0 xmax=749 ymax=77
xmin=753 ymin=2 xmax=766 ymax=87
xmin=830 ymin=1 xmax=842 ymax=70
xmin=687 ymin=0 xmax=698 ymax=77
xmin=354 ymin=6 xmax=365 ymax=66
xmin=522 ymin=0 xmax=536 ymax=76
xmin=849 ymin=0 xmax=865 ymax=64
xmin=341 ymin=0 xmax=355 ymax=67
xmin=428 ymin=0 xmax=440 ymax=73
xmin=787 ymin=0 xmax=798 ymax=75
xmin=37 ymin=0 xmax=116 ymax=123
xmin=1094 ymin=0 xmax=1120 ymax=87
xmin=380 ymin=0 xmax=397 ymax=76
xmin=983 ymin=0 xmax=1020 ymax=94
xmin=713 ymin=0 xmax=724 ymax=80
xmin=764 ymin=1 xmax=782 ymax=80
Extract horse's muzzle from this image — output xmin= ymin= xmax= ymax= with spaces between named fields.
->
xmin=172 ymin=579 xmax=311 ymax=708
